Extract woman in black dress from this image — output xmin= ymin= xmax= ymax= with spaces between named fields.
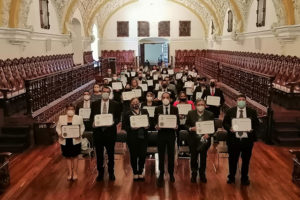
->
xmin=56 ymin=104 xmax=85 ymax=181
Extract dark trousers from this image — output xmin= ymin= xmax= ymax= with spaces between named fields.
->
xmin=189 ymin=138 xmax=210 ymax=176
xmin=227 ymin=138 xmax=253 ymax=180
xmin=94 ymin=136 xmax=115 ymax=175
xmin=157 ymin=131 xmax=176 ymax=175
xmin=127 ymin=136 xmax=147 ymax=175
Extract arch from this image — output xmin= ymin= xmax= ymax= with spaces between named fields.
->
xmin=62 ymin=0 xmax=80 ymax=34
xmin=8 ymin=0 xmax=22 ymax=28
xmin=70 ymin=17 xmax=83 ymax=64
xmin=228 ymin=0 xmax=244 ymax=32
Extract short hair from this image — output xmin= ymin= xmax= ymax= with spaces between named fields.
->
xmin=146 ymin=91 xmax=154 ymax=96
xmin=161 ymin=92 xmax=170 ymax=98
xmin=102 ymin=86 xmax=111 ymax=93
xmin=66 ymin=103 xmax=76 ymax=110
xmin=179 ymin=91 xmax=187 ymax=96
xmin=236 ymin=93 xmax=246 ymax=100
xmin=195 ymin=99 xmax=206 ymax=105
xmin=130 ymin=97 xmax=139 ymax=104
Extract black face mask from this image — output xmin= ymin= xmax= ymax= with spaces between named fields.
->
xmin=210 ymin=82 xmax=215 ymax=87
xmin=125 ymin=88 xmax=131 ymax=91
xmin=187 ymin=78 xmax=192 ymax=81
xmin=162 ymin=84 xmax=168 ymax=89
xmin=139 ymin=77 xmax=142 ymax=80
xmin=156 ymin=69 xmax=159 ymax=72
xmin=132 ymin=104 xmax=139 ymax=110
xmin=180 ymin=98 xmax=186 ymax=102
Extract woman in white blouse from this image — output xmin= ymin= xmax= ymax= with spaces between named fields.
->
xmin=56 ymin=104 xmax=85 ymax=181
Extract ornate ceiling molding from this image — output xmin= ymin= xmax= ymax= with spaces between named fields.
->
xmin=51 ymin=0 xmax=70 ymax=32
xmin=62 ymin=0 xmax=80 ymax=34
xmin=18 ymin=0 xmax=32 ymax=29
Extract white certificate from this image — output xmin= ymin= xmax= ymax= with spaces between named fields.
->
xmin=131 ymin=72 xmax=136 ymax=77
xmin=79 ymin=108 xmax=91 ymax=119
xmin=196 ymin=92 xmax=203 ymax=100
xmin=186 ymin=88 xmax=193 ymax=96
xmin=232 ymin=118 xmax=252 ymax=132
xmin=155 ymin=84 xmax=160 ymax=91
xmin=122 ymin=91 xmax=136 ymax=101
xmin=153 ymin=74 xmax=158 ymax=80
xmin=143 ymin=106 xmax=156 ymax=117
xmin=195 ymin=120 xmax=215 ymax=134
xmin=157 ymin=91 xmax=164 ymax=100
xmin=94 ymin=114 xmax=114 ymax=127
xmin=112 ymin=82 xmax=123 ymax=90
xmin=206 ymin=96 xmax=221 ymax=106
xmin=141 ymin=84 xmax=148 ymax=92
xmin=130 ymin=115 xmax=149 ymax=128
xmin=147 ymin=80 xmax=154 ymax=86
xmin=162 ymin=74 xmax=169 ymax=80
xmin=158 ymin=115 xmax=177 ymax=129
xmin=184 ymin=81 xmax=194 ymax=88
xmin=176 ymin=73 xmax=183 ymax=80
xmin=177 ymin=104 xmax=192 ymax=115
xmin=62 ymin=125 xmax=80 ymax=138
xmin=132 ymin=89 xmax=142 ymax=97
xmin=168 ymin=69 xmax=174 ymax=75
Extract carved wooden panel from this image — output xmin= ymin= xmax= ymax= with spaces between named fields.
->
xmin=158 ymin=21 xmax=170 ymax=37
xmin=117 ymin=21 xmax=129 ymax=37
xmin=179 ymin=21 xmax=191 ymax=37
xmin=138 ymin=21 xmax=149 ymax=37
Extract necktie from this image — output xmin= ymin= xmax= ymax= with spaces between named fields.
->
xmin=166 ymin=107 xmax=169 ymax=115
xmin=239 ymin=110 xmax=243 ymax=118
xmin=211 ymin=89 xmax=215 ymax=96
xmin=103 ymin=102 xmax=107 ymax=114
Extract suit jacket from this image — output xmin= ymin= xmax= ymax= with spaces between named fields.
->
xmin=222 ymin=106 xmax=259 ymax=143
xmin=185 ymin=110 xmax=215 ymax=138
xmin=56 ymin=115 xmax=85 ymax=145
xmin=89 ymin=99 xmax=121 ymax=141
xmin=192 ymin=86 xmax=208 ymax=101
xmin=154 ymin=105 xmax=180 ymax=134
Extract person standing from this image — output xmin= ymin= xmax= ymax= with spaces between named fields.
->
xmin=222 ymin=94 xmax=259 ymax=185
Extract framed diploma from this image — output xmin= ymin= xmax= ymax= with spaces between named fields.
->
xmin=143 ymin=106 xmax=156 ymax=117
xmin=157 ymin=91 xmax=164 ymax=100
xmin=130 ymin=115 xmax=149 ymax=128
xmin=232 ymin=118 xmax=252 ymax=132
xmin=155 ymin=84 xmax=160 ymax=91
xmin=141 ymin=84 xmax=148 ymax=92
xmin=195 ymin=120 xmax=215 ymax=134
xmin=79 ymin=108 xmax=91 ymax=119
xmin=158 ymin=115 xmax=177 ymax=128
xmin=168 ymin=69 xmax=174 ymax=75
xmin=184 ymin=82 xmax=194 ymax=88
xmin=147 ymin=79 xmax=154 ymax=86
xmin=196 ymin=92 xmax=203 ymax=100
xmin=94 ymin=114 xmax=114 ymax=127
xmin=122 ymin=91 xmax=136 ymax=101
xmin=62 ymin=125 xmax=80 ymax=138
xmin=206 ymin=96 xmax=221 ymax=106
xmin=132 ymin=89 xmax=142 ymax=97
xmin=177 ymin=104 xmax=192 ymax=115
xmin=112 ymin=82 xmax=123 ymax=90
xmin=176 ymin=73 xmax=183 ymax=80
xmin=153 ymin=74 xmax=158 ymax=80
xmin=131 ymin=72 xmax=136 ymax=77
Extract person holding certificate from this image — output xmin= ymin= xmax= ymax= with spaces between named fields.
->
xmin=222 ymin=94 xmax=259 ymax=185
xmin=185 ymin=99 xmax=214 ymax=183
xmin=141 ymin=92 xmax=160 ymax=131
xmin=56 ymin=104 xmax=85 ymax=181
xmin=202 ymin=79 xmax=225 ymax=118
xmin=76 ymin=91 xmax=92 ymax=131
xmin=111 ymin=74 xmax=123 ymax=103
xmin=90 ymin=86 xmax=121 ymax=181
xmin=91 ymin=83 xmax=102 ymax=102
xmin=154 ymin=92 xmax=179 ymax=187
xmin=192 ymin=77 xmax=208 ymax=101
xmin=122 ymin=98 xmax=149 ymax=181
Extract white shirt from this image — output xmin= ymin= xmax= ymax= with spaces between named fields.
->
xmin=101 ymin=100 xmax=110 ymax=114
xmin=236 ymin=107 xmax=248 ymax=139
xmin=163 ymin=104 xmax=171 ymax=115
xmin=210 ymin=87 xmax=215 ymax=95
xmin=83 ymin=100 xmax=90 ymax=109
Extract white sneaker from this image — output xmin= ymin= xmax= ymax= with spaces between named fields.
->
xmin=133 ymin=174 xmax=139 ymax=180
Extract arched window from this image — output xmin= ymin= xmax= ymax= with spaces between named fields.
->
xmin=256 ymin=0 xmax=266 ymax=27
xmin=227 ymin=10 xmax=233 ymax=32
xmin=91 ymin=24 xmax=99 ymax=61
xmin=39 ymin=0 xmax=50 ymax=29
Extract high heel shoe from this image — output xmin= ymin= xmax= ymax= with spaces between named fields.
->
xmin=67 ymin=175 xmax=72 ymax=181
xmin=72 ymin=174 xmax=78 ymax=181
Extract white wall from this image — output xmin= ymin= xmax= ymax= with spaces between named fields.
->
xmin=100 ymin=0 xmax=207 ymax=58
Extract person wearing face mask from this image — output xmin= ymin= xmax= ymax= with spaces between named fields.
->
xmin=91 ymin=83 xmax=102 ymax=102
xmin=185 ymin=99 xmax=214 ymax=183
xmin=154 ymin=92 xmax=180 ymax=187
xmin=141 ymin=92 xmax=160 ymax=130
xmin=222 ymin=94 xmax=259 ymax=186
xmin=76 ymin=91 xmax=92 ymax=130
xmin=164 ymin=76 xmax=177 ymax=96
xmin=107 ymin=68 xmax=113 ymax=78
xmin=56 ymin=104 xmax=85 ymax=181
xmin=202 ymin=79 xmax=225 ymax=118
xmin=155 ymin=80 xmax=175 ymax=103
xmin=122 ymin=98 xmax=149 ymax=181
xmin=90 ymin=87 xmax=121 ymax=181
xmin=193 ymin=77 xmax=208 ymax=101
xmin=111 ymin=74 xmax=123 ymax=103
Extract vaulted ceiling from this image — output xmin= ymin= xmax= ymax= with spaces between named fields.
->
xmin=0 ymin=0 xmax=299 ymax=38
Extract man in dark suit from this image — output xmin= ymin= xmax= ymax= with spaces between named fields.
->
xmin=154 ymin=80 xmax=176 ymax=103
xmin=185 ymin=99 xmax=214 ymax=183
xmin=192 ymin=77 xmax=207 ymax=101
xmin=154 ymin=92 xmax=179 ymax=187
xmin=90 ymin=86 xmax=121 ymax=181
xmin=222 ymin=94 xmax=259 ymax=185
xmin=202 ymin=79 xmax=225 ymax=118
xmin=76 ymin=91 xmax=92 ymax=131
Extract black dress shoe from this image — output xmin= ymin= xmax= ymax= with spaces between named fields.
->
xmin=169 ymin=175 xmax=175 ymax=183
xmin=200 ymin=175 xmax=207 ymax=183
xmin=156 ymin=175 xmax=164 ymax=187
xmin=191 ymin=176 xmax=197 ymax=183
xmin=227 ymin=178 xmax=235 ymax=184
xmin=241 ymin=179 xmax=250 ymax=186
xmin=96 ymin=171 xmax=104 ymax=182
xmin=109 ymin=174 xmax=116 ymax=181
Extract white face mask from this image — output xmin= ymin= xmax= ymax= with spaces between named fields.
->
xmin=197 ymin=105 xmax=205 ymax=112
xmin=84 ymin=95 xmax=90 ymax=101
xmin=102 ymin=92 xmax=110 ymax=100
xmin=146 ymin=96 xmax=153 ymax=101
xmin=67 ymin=110 xmax=75 ymax=117
xmin=162 ymin=99 xmax=170 ymax=106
